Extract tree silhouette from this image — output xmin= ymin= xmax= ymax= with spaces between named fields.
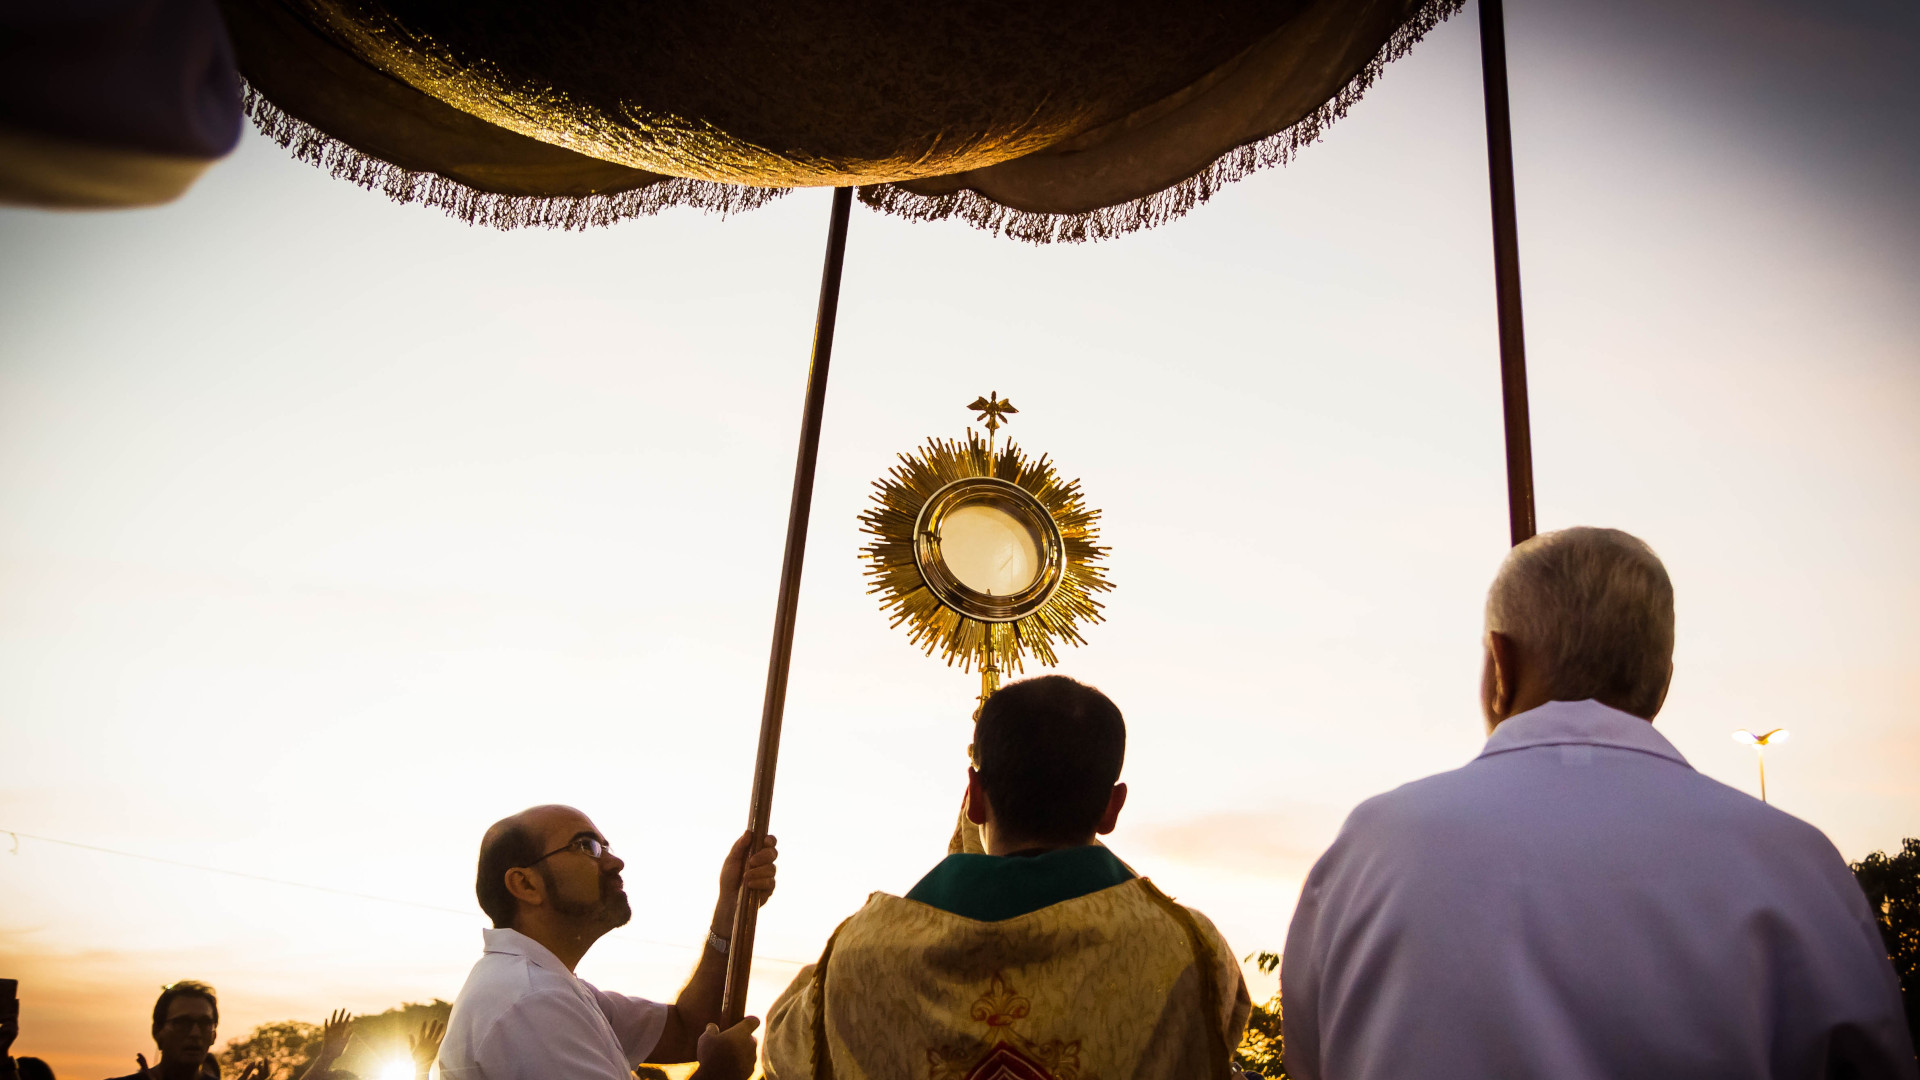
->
xmin=222 ymin=1020 xmax=321 ymax=1080
xmin=224 ymin=1002 xmax=451 ymax=1080
xmin=1233 ymin=951 xmax=1287 ymax=1079
xmin=1852 ymin=837 xmax=1920 ymax=1054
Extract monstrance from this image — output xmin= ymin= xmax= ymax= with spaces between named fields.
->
xmin=859 ymin=393 xmax=1112 ymax=723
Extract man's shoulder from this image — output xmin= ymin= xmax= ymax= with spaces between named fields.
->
xmin=1163 ymin=891 xmax=1237 ymax=958
xmin=1336 ymin=760 xmax=1493 ymax=835
xmin=1662 ymin=770 xmax=1858 ymax=881
xmin=847 ymin=876 xmax=1186 ymax=943
xmin=446 ymin=949 xmax=580 ymax=1040
xmin=825 ymin=879 xmax=1228 ymax=992
xmin=459 ymin=945 xmax=546 ymax=995
xmin=1347 ymin=738 xmax=1812 ymax=826
xmin=1324 ymin=742 xmax=1853 ymax=891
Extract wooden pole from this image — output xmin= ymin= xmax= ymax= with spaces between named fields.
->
xmin=720 ymin=186 xmax=854 ymax=1024
xmin=1477 ymin=0 xmax=1537 ymax=546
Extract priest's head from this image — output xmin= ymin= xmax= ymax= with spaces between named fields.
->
xmin=1481 ymin=526 xmax=1675 ymax=730
xmin=966 ymin=675 xmax=1128 ymax=855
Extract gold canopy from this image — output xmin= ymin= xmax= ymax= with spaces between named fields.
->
xmin=222 ymin=0 xmax=1459 ymax=238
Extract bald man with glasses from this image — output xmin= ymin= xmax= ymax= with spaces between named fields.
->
xmin=439 ymin=805 xmax=777 ymax=1080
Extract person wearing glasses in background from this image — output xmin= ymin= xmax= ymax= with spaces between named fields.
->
xmin=103 ymin=983 xmax=266 ymax=1080
xmin=438 ymin=806 xmax=776 ymax=1080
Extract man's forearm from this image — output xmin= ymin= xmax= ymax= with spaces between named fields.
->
xmin=676 ymin=917 xmax=732 ymax=1030
xmin=295 ymin=1050 xmax=343 ymax=1080
xmin=654 ymin=903 xmax=735 ymax=1061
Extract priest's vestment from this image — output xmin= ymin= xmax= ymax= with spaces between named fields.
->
xmin=764 ymin=847 xmax=1250 ymax=1080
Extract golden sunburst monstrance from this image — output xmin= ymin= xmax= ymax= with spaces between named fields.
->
xmin=859 ymin=393 xmax=1112 ymax=703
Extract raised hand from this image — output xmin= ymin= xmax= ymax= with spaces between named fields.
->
xmin=717 ymin=832 xmax=778 ymax=904
xmin=711 ymin=832 xmax=779 ymax=941
xmin=692 ymin=1017 xmax=759 ymax=1080
xmin=293 ymin=1011 xmax=355 ymax=1080
xmin=234 ymin=1061 xmax=271 ymax=1080
xmin=408 ymin=1019 xmax=447 ymax=1077
xmin=315 ymin=1009 xmax=354 ymax=1065
xmin=135 ymin=1054 xmax=156 ymax=1080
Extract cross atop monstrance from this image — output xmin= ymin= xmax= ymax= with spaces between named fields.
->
xmin=859 ymin=393 xmax=1112 ymax=714
xmin=966 ymin=392 xmax=1019 ymax=445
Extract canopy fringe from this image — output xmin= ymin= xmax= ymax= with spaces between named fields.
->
xmin=857 ymin=0 xmax=1464 ymax=244
xmin=240 ymin=83 xmax=787 ymax=230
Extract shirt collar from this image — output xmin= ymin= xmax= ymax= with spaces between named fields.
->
xmin=482 ymin=926 xmax=574 ymax=975
xmin=1479 ymin=698 xmax=1691 ymax=768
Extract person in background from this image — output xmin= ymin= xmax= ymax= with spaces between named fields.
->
xmin=0 ymin=981 xmax=15 ymax=1080
xmin=106 ymin=983 xmax=266 ymax=1080
xmin=438 ymin=805 xmax=774 ymax=1080
xmin=763 ymin=675 xmax=1250 ymax=1080
xmin=1282 ymin=527 xmax=1919 ymax=1080
xmin=0 ymin=979 xmax=54 ymax=1080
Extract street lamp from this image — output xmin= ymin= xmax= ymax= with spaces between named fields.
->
xmin=1731 ymin=728 xmax=1789 ymax=802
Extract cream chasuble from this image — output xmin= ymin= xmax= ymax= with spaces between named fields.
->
xmin=764 ymin=877 xmax=1250 ymax=1080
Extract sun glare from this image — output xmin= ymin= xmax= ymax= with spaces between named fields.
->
xmin=378 ymin=1060 xmax=414 ymax=1080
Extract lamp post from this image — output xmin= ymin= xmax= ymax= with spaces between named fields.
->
xmin=1731 ymin=728 xmax=1789 ymax=802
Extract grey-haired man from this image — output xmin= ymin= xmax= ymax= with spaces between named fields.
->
xmin=1284 ymin=527 xmax=1916 ymax=1080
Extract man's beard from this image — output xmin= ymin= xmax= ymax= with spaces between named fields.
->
xmin=541 ymin=866 xmax=633 ymax=927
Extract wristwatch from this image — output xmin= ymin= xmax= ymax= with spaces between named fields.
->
xmin=707 ymin=931 xmax=730 ymax=955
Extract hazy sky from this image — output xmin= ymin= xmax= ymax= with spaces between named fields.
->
xmin=3 ymin=1 xmax=1916 ymax=1076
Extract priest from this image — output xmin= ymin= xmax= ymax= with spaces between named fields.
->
xmin=764 ymin=675 xmax=1249 ymax=1080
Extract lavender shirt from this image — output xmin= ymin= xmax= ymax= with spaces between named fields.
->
xmin=1283 ymin=699 xmax=1915 ymax=1080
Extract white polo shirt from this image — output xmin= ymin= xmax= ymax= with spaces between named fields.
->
xmin=439 ymin=928 xmax=670 ymax=1080
xmin=1282 ymin=699 xmax=1917 ymax=1080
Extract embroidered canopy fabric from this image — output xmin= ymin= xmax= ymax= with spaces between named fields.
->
xmin=222 ymin=0 xmax=1460 ymax=239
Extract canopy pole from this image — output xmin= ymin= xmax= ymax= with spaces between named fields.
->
xmin=1477 ymin=0 xmax=1536 ymax=546
xmin=721 ymin=186 xmax=854 ymax=1024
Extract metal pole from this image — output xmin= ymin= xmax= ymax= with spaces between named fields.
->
xmin=720 ymin=186 xmax=854 ymax=1024
xmin=1477 ymin=0 xmax=1537 ymax=546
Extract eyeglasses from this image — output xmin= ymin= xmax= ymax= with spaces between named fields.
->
xmin=164 ymin=1017 xmax=217 ymax=1033
xmin=528 ymin=834 xmax=610 ymax=866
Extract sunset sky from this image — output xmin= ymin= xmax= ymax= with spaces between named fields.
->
xmin=3 ymin=1 xmax=1917 ymax=1076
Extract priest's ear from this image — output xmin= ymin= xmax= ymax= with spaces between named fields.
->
xmin=1095 ymin=783 xmax=1128 ymax=835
